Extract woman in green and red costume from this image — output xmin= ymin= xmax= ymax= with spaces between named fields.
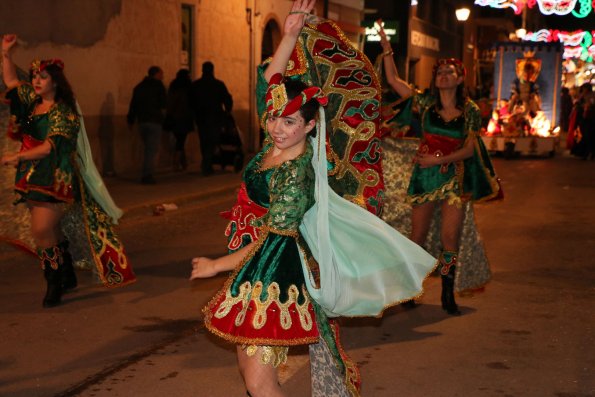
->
xmin=189 ymin=1 xmax=436 ymax=396
xmin=379 ymin=27 xmax=501 ymax=316
xmin=1 ymin=34 xmax=135 ymax=308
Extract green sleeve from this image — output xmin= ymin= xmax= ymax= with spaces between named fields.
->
xmin=47 ymin=104 xmax=80 ymax=149
xmin=5 ymin=83 xmax=37 ymax=121
xmin=464 ymin=100 xmax=481 ymax=135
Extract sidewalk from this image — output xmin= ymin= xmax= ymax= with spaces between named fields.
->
xmin=103 ymin=167 xmax=243 ymax=220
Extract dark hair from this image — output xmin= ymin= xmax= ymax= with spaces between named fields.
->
xmin=176 ymin=68 xmax=190 ymax=80
xmin=284 ymin=79 xmax=321 ymax=127
xmin=202 ymin=61 xmax=214 ymax=75
xmin=148 ymin=66 xmax=162 ymax=77
xmin=430 ymin=68 xmax=468 ymax=111
xmin=170 ymin=68 xmax=191 ymax=92
xmin=39 ymin=64 xmax=78 ymax=115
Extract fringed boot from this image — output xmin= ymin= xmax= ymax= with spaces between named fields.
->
xmin=58 ymin=240 xmax=77 ymax=291
xmin=439 ymin=251 xmax=461 ymax=316
xmin=39 ymin=246 xmax=63 ymax=308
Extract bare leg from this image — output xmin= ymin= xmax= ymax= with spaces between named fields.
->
xmin=410 ymin=201 xmax=437 ymax=246
xmin=405 ymin=201 xmax=437 ymax=308
xmin=439 ymin=201 xmax=465 ymax=252
xmin=237 ymin=346 xmax=286 ymax=397
xmin=28 ymin=202 xmax=64 ymax=249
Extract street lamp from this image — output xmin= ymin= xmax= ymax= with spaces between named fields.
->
xmin=455 ymin=7 xmax=470 ymax=21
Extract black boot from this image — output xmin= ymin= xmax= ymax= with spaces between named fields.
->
xmin=439 ymin=251 xmax=461 ymax=316
xmin=58 ymin=240 xmax=77 ymax=291
xmin=39 ymin=246 xmax=63 ymax=308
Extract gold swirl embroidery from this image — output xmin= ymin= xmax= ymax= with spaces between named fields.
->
xmin=214 ymin=281 xmax=314 ymax=332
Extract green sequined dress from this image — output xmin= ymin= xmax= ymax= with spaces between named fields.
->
xmin=203 ymin=141 xmax=323 ymax=345
xmin=6 ymin=84 xmax=80 ymax=203
xmin=388 ymin=91 xmax=501 ymax=206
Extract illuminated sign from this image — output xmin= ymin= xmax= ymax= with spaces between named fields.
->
xmin=363 ymin=20 xmax=399 ymax=43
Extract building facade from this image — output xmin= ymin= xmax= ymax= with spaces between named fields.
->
xmin=0 ymin=0 xmax=365 ymax=175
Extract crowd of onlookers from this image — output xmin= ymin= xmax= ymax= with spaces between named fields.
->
xmin=127 ymin=62 xmax=239 ymax=184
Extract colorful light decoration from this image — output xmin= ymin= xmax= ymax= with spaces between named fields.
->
xmin=522 ymin=29 xmax=595 ymax=61
xmin=474 ymin=0 xmax=594 ymax=18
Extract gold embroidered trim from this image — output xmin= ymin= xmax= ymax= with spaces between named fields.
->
xmin=261 ymin=224 xmax=299 ymax=237
xmin=408 ymin=178 xmax=463 ymax=208
xmin=213 ymin=281 xmax=314 ymax=332
xmin=47 ymin=130 xmax=72 ymax=139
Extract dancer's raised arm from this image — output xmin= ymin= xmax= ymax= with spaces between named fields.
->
xmin=2 ymin=35 xmax=19 ymax=88
xmin=378 ymin=21 xmax=413 ymax=98
xmin=263 ymin=0 xmax=316 ymax=82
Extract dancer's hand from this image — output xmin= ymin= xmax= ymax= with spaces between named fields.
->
xmin=283 ymin=0 xmax=316 ymax=38
xmin=376 ymin=20 xmax=392 ymax=53
xmin=2 ymin=34 xmax=17 ymax=54
xmin=190 ymin=257 xmax=219 ymax=279
xmin=1 ymin=153 xmax=19 ymax=166
xmin=415 ymin=153 xmax=441 ymax=168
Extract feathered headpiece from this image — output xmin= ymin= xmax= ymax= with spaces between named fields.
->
xmin=30 ymin=59 xmax=65 ymax=74
xmin=265 ymin=73 xmax=328 ymax=117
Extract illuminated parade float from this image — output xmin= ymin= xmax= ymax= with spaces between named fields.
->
xmin=483 ymin=42 xmax=563 ymax=157
xmin=475 ymin=0 xmax=594 ymax=157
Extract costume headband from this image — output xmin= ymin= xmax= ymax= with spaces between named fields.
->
xmin=432 ymin=58 xmax=465 ymax=78
xmin=30 ymin=59 xmax=65 ymax=74
xmin=265 ymin=73 xmax=328 ymax=117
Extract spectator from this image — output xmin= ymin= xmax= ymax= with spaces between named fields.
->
xmin=190 ymin=61 xmax=233 ymax=176
xmin=560 ymin=87 xmax=572 ymax=133
xmin=127 ymin=66 xmax=167 ymax=184
xmin=164 ymin=69 xmax=194 ymax=171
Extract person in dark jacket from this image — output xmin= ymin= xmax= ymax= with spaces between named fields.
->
xmin=165 ymin=69 xmax=194 ymax=171
xmin=127 ymin=66 xmax=166 ymax=184
xmin=190 ymin=62 xmax=233 ymax=176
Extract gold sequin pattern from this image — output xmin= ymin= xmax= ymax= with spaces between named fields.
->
xmin=244 ymin=345 xmax=289 ymax=368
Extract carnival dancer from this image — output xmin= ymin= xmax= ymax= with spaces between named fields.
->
xmin=190 ymin=1 xmax=436 ymax=396
xmin=1 ymin=34 xmax=135 ymax=308
xmin=378 ymin=25 xmax=501 ymax=316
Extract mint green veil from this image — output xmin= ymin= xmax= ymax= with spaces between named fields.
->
xmin=299 ymin=109 xmax=437 ymax=318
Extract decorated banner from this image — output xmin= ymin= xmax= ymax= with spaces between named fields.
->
xmin=523 ymin=29 xmax=595 ymax=61
xmin=474 ymin=0 xmax=594 ymax=18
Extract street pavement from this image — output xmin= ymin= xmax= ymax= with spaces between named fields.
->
xmin=0 ymin=154 xmax=594 ymax=397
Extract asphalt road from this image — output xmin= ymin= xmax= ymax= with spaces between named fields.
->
xmin=0 ymin=154 xmax=594 ymax=397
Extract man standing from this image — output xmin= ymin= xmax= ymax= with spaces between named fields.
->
xmin=191 ymin=62 xmax=233 ymax=176
xmin=127 ymin=66 xmax=167 ymax=184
